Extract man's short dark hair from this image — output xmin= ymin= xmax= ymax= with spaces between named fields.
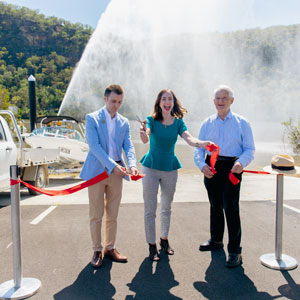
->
xmin=104 ymin=84 xmax=124 ymax=97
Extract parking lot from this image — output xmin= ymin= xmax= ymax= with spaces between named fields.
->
xmin=0 ymin=172 xmax=300 ymax=299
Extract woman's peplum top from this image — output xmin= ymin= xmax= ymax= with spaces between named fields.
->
xmin=140 ymin=116 xmax=187 ymax=171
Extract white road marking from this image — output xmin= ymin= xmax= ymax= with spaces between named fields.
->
xmin=271 ymin=201 xmax=300 ymax=214
xmin=30 ymin=206 xmax=57 ymax=225
xmin=6 ymin=242 xmax=12 ymax=249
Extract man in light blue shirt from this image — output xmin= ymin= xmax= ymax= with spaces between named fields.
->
xmin=194 ymin=85 xmax=255 ymax=268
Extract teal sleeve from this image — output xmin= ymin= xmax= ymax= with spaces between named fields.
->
xmin=146 ymin=116 xmax=153 ymax=130
xmin=178 ymin=118 xmax=188 ymax=136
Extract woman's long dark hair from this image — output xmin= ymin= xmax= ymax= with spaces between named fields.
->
xmin=151 ymin=89 xmax=187 ymax=121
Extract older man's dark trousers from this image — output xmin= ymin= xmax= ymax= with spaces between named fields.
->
xmin=204 ymin=156 xmax=242 ymax=254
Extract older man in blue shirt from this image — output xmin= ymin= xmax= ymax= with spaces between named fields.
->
xmin=194 ymin=85 xmax=255 ymax=268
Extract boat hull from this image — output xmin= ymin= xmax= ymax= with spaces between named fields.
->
xmin=25 ymin=135 xmax=89 ymax=169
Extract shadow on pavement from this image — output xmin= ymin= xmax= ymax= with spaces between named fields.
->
xmin=278 ymin=271 xmax=300 ymax=300
xmin=193 ymin=250 xmax=280 ymax=300
xmin=53 ymin=260 xmax=115 ymax=300
xmin=126 ymin=252 xmax=182 ymax=300
xmin=0 ymin=190 xmax=32 ymax=208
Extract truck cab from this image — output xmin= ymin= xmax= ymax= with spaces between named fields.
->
xmin=0 ymin=115 xmax=17 ymax=189
xmin=0 ymin=111 xmax=59 ymax=194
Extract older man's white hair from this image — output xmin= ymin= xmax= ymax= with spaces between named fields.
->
xmin=214 ymin=85 xmax=234 ymax=99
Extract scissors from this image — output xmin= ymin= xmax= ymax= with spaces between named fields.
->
xmin=135 ymin=115 xmax=144 ymax=125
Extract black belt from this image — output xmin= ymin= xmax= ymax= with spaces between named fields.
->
xmin=207 ymin=155 xmax=238 ymax=161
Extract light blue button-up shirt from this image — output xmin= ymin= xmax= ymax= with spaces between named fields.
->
xmin=104 ymin=107 xmax=121 ymax=162
xmin=194 ymin=110 xmax=255 ymax=171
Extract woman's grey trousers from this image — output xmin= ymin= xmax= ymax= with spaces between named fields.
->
xmin=142 ymin=166 xmax=178 ymax=244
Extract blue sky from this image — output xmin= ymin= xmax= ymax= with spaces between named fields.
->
xmin=3 ymin=0 xmax=300 ymax=30
xmin=3 ymin=0 xmax=111 ymax=27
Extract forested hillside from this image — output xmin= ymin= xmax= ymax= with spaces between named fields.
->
xmin=0 ymin=2 xmax=92 ymax=118
xmin=1 ymin=1 xmax=300 ymax=124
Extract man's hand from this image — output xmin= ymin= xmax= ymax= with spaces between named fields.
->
xmin=202 ymin=165 xmax=215 ymax=179
xmin=113 ymin=165 xmax=127 ymax=176
xmin=129 ymin=166 xmax=139 ymax=176
xmin=231 ymin=161 xmax=243 ymax=174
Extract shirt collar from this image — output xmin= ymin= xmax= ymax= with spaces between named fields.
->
xmin=216 ymin=110 xmax=232 ymax=121
xmin=104 ymin=107 xmax=116 ymax=121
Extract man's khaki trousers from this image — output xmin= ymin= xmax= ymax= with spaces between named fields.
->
xmin=88 ymin=173 xmax=123 ymax=251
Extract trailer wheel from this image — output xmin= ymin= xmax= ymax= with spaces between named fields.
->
xmin=28 ymin=166 xmax=47 ymax=196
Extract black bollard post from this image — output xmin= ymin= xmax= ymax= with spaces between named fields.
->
xmin=28 ymin=75 xmax=36 ymax=132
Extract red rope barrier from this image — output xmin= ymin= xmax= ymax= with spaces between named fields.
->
xmin=10 ymin=172 xmax=145 ymax=196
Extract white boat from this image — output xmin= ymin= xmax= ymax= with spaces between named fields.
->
xmin=25 ymin=116 xmax=89 ymax=169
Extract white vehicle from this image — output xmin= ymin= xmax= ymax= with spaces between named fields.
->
xmin=25 ymin=116 xmax=89 ymax=169
xmin=0 ymin=110 xmax=59 ymax=195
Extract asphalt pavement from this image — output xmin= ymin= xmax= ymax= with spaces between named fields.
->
xmin=0 ymin=171 xmax=300 ymax=300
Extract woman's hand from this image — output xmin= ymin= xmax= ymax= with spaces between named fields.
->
xmin=141 ymin=120 xmax=147 ymax=131
xmin=140 ymin=120 xmax=150 ymax=144
xmin=181 ymin=131 xmax=215 ymax=148
xmin=195 ymin=140 xmax=215 ymax=148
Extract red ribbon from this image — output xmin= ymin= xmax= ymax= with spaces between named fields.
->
xmin=130 ymin=174 xmax=145 ymax=181
xmin=11 ymin=171 xmax=109 ymax=196
xmin=206 ymin=144 xmax=272 ymax=185
xmin=234 ymin=170 xmax=272 ymax=184
xmin=10 ymin=171 xmax=145 ymax=196
xmin=229 ymin=171 xmax=240 ymax=185
xmin=205 ymin=144 xmax=219 ymax=174
xmin=229 ymin=170 xmax=272 ymax=185
xmin=10 ymin=179 xmax=19 ymax=186
xmin=243 ymin=170 xmax=271 ymax=175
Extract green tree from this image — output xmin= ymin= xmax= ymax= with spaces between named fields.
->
xmin=0 ymin=85 xmax=10 ymax=109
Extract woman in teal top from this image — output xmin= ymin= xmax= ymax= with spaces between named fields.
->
xmin=140 ymin=89 xmax=213 ymax=261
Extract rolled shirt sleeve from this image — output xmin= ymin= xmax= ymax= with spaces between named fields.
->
xmin=194 ymin=121 xmax=208 ymax=171
xmin=236 ymin=119 xmax=255 ymax=168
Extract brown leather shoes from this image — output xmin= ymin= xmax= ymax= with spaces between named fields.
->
xmin=91 ymin=251 xmax=103 ymax=268
xmin=104 ymin=248 xmax=128 ymax=263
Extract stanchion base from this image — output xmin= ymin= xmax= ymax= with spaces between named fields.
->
xmin=0 ymin=277 xmax=41 ymax=300
xmin=260 ymin=253 xmax=298 ymax=270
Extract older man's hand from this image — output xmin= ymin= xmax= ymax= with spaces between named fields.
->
xmin=231 ymin=161 xmax=243 ymax=174
xmin=202 ymin=165 xmax=215 ymax=179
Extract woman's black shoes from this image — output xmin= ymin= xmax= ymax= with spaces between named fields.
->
xmin=149 ymin=244 xmax=160 ymax=261
xmin=149 ymin=239 xmax=174 ymax=261
xmin=160 ymin=238 xmax=174 ymax=255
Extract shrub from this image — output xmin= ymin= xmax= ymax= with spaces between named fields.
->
xmin=282 ymin=118 xmax=300 ymax=154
